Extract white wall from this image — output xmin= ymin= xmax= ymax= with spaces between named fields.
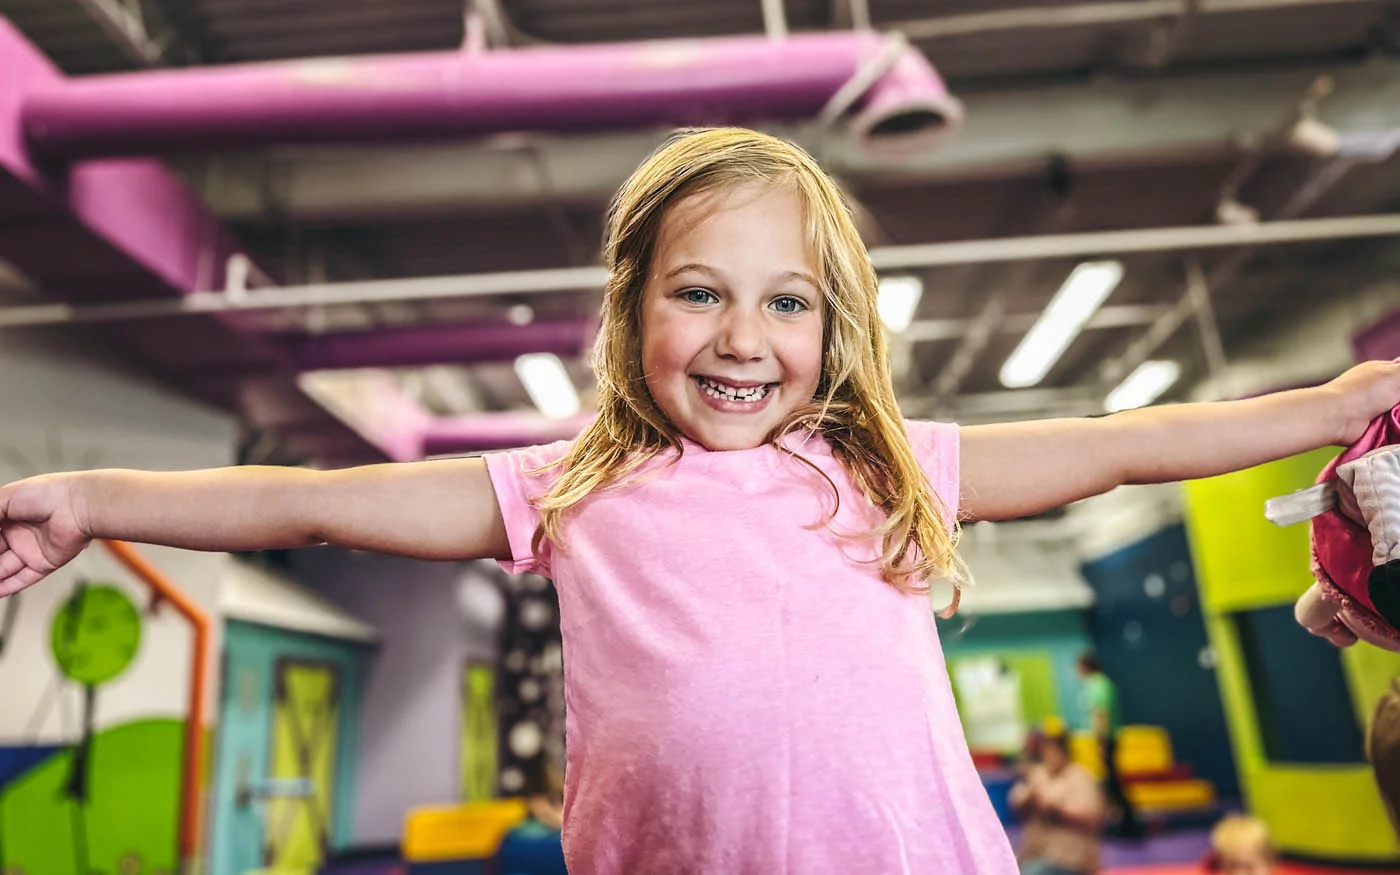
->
xmin=0 ymin=327 xmax=238 ymax=740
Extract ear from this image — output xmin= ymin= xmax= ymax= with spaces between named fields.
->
xmin=1295 ymin=583 xmax=1358 ymax=647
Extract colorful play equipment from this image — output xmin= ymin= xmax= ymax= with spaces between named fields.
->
xmin=1188 ymin=450 xmax=1400 ymax=862
xmin=402 ymin=799 xmax=529 ymax=873
xmin=1072 ymin=725 xmax=1217 ymax=816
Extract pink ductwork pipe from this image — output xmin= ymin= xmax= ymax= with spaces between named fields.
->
xmin=21 ymin=32 xmax=960 ymax=160
xmin=0 ymin=19 xmax=312 ymax=416
xmin=287 ymin=319 xmax=592 ymax=371
xmin=1 ymin=16 xmax=961 ymax=467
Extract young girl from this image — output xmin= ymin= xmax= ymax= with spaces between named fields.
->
xmin=1206 ymin=814 xmax=1275 ymax=874
xmin=1 ymin=128 xmax=1397 ymax=874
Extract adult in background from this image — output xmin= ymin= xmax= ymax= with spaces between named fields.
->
xmin=1011 ymin=728 xmax=1105 ymax=875
xmin=1077 ymin=652 xmax=1143 ymax=839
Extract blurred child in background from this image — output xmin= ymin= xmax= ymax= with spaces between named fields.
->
xmin=1205 ymin=814 xmax=1274 ymax=875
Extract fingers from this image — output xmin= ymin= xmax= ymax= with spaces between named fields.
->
xmin=1295 ymin=583 xmax=1339 ymax=628
xmin=1318 ymin=621 xmax=1359 ymax=648
xmin=0 ymin=549 xmax=25 ymax=581
xmin=0 ymin=564 xmax=48 ymax=598
xmin=1295 ymin=584 xmax=1358 ymax=647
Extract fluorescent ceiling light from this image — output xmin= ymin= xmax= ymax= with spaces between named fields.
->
xmin=999 ymin=260 xmax=1123 ymax=389
xmin=877 ymin=275 xmax=923 ymax=333
xmin=514 ymin=353 xmax=579 ymax=420
xmin=1105 ymin=360 xmax=1180 ymax=413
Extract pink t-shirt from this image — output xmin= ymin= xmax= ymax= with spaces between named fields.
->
xmin=484 ymin=421 xmax=1016 ymax=874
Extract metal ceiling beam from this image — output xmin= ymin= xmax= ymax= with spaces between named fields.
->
xmin=831 ymin=0 xmax=872 ymax=30
xmin=1099 ymin=100 xmax=1392 ymax=390
xmin=904 ymin=303 xmax=1170 ymax=343
xmin=196 ymin=58 xmax=1400 ymax=220
xmin=1 ymin=214 xmax=1398 ymax=328
xmin=140 ymin=0 xmax=217 ymax=63
xmin=761 ymin=0 xmax=788 ymax=39
xmin=868 ymin=213 xmax=1400 ymax=270
xmin=72 ymin=0 xmax=166 ymax=65
xmin=889 ymin=0 xmax=1383 ymax=41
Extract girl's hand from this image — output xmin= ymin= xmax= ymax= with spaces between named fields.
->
xmin=1327 ymin=359 xmax=1400 ymax=446
xmin=0 ymin=473 xmax=92 ymax=597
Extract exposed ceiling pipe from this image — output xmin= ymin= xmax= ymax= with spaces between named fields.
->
xmin=284 ymin=318 xmax=592 ymax=371
xmin=21 ymin=31 xmax=960 ymax=161
xmin=0 ymin=20 xmax=963 ymax=467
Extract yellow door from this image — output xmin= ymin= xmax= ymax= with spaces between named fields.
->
xmin=461 ymin=662 xmax=498 ymax=802
xmin=264 ymin=661 xmax=338 ymax=873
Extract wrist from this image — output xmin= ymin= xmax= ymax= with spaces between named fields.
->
xmin=66 ymin=470 xmax=102 ymax=539
xmin=1317 ymin=382 xmax=1360 ymax=447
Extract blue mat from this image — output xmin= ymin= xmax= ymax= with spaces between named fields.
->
xmin=498 ymin=821 xmax=567 ymax=875
xmin=0 ymin=746 xmax=62 ymax=792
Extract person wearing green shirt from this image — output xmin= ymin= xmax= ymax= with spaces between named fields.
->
xmin=1077 ymin=652 xmax=1143 ymax=839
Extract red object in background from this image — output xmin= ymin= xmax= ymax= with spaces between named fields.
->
xmin=1308 ymin=403 xmax=1400 ymax=647
xmin=1116 ymin=865 xmax=1384 ymax=875
xmin=968 ymin=750 xmax=1007 ymax=771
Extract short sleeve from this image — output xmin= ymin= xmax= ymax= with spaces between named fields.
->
xmin=482 ymin=439 xmax=573 ymax=577
xmin=904 ymin=420 xmax=960 ymax=530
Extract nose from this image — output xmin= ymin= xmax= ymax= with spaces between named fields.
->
xmin=715 ymin=307 xmax=768 ymax=362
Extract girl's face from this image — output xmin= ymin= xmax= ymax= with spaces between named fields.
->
xmin=640 ymin=183 xmax=826 ymax=451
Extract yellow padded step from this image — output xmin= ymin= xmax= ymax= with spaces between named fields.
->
xmin=1115 ymin=725 xmax=1174 ymax=773
xmin=1127 ymin=779 xmax=1215 ymax=812
xmin=402 ymin=799 xmax=529 ymax=861
xmin=1071 ymin=725 xmax=1177 ymax=779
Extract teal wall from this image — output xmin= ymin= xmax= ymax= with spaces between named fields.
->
xmin=938 ymin=609 xmax=1093 ymax=731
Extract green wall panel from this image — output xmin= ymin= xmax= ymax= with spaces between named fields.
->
xmin=939 ymin=609 xmax=1092 ymax=730
xmin=0 ymin=718 xmax=182 ymax=875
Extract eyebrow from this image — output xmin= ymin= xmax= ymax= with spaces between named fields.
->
xmin=663 ymin=262 xmax=821 ymax=291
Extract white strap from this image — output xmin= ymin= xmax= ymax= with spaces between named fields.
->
xmin=1265 ymin=481 xmax=1337 ymax=527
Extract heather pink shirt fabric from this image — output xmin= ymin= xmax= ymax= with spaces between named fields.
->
xmin=484 ymin=421 xmax=1016 ymax=874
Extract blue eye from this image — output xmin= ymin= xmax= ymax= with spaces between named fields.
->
xmin=681 ymin=288 xmax=717 ymax=304
xmin=771 ymin=296 xmax=807 ymax=314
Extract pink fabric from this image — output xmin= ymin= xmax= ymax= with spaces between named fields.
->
xmin=1309 ymin=403 xmax=1400 ymax=649
xmin=484 ymin=421 xmax=1017 ymax=874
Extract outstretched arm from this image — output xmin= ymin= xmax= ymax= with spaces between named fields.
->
xmin=959 ymin=359 xmax=1400 ymax=522
xmin=0 ymin=458 xmax=510 ymax=596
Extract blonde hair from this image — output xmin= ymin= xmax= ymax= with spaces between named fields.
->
xmin=534 ymin=127 xmax=967 ymax=611
xmin=1211 ymin=815 xmax=1274 ymax=863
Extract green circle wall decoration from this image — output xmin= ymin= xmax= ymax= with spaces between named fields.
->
xmin=49 ymin=584 xmax=143 ymax=686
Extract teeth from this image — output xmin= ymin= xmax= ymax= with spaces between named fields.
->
xmin=697 ymin=376 xmax=769 ymax=403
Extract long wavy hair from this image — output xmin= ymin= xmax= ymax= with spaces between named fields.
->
xmin=533 ymin=128 xmax=968 ymax=613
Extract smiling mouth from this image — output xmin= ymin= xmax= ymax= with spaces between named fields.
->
xmin=692 ymin=375 xmax=775 ymax=403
